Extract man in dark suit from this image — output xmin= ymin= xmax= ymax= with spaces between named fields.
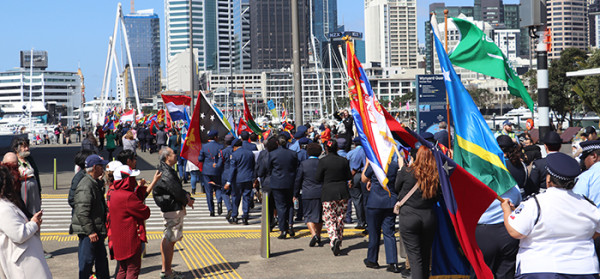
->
xmin=433 ymin=121 xmax=451 ymax=149
xmin=198 ymin=130 xmax=224 ymax=216
xmin=529 ymin=131 xmax=562 ymax=195
xmin=268 ymin=135 xmax=299 ymax=239
xmin=224 ymin=139 xmax=256 ymax=225
xmin=218 ymin=135 xmax=235 ymax=219
xmin=240 ymin=131 xmax=258 ymax=151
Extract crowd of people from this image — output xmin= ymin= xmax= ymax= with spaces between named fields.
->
xmin=4 ymin=108 xmax=600 ymax=278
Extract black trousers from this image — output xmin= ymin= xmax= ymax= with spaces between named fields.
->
xmin=399 ymin=206 xmax=436 ymax=279
xmin=474 ymin=223 xmax=519 ymax=279
xmin=271 ymin=188 xmax=293 ymax=232
xmin=350 ymin=173 xmax=366 ymax=226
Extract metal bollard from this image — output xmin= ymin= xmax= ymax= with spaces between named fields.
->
xmin=53 ymin=158 xmax=57 ymax=190
xmin=260 ymin=190 xmax=270 ymax=258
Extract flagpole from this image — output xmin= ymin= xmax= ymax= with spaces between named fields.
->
xmin=444 ymin=10 xmax=452 ymax=155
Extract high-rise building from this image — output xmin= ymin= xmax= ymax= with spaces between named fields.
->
xmin=425 ymin=3 xmax=474 ymax=74
xmin=589 ymin=0 xmax=600 ymax=48
xmin=123 ymin=9 xmax=161 ymax=100
xmin=312 ymin=0 xmax=338 ymax=63
xmin=233 ymin=0 xmax=251 ymax=71
xmin=249 ymin=0 xmax=310 ymax=70
xmin=165 ymin=0 xmax=234 ymax=73
xmin=481 ymin=0 xmax=504 ymax=24
xmin=503 ymin=4 xmax=530 ymax=58
xmin=547 ymin=0 xmax=588 ymax=60
xmin=365 ymin=0 xmax=418 ymax=69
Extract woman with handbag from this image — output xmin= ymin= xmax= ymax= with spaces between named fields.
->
xmin=395 ymin=146 xmax=440 ymax=279
xmin=361 ymin=157 xmax=401 ymax=273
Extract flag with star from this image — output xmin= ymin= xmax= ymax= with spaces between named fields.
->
xmin=181 ymin=91 xmax=232 ymax=168
xmin=431 ymin=16 xmax=515 ymax=197
xmin=382 ymin=107 xmax=497 ymax=279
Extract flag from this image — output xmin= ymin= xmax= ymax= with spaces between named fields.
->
xmin=281 ymin=104 xmax=288 ymax=121
xmin=213 ymin=104 xmax=236 ymax=137
xmin=149 ymin=120 xmax=159 ymax=136
xmin=432 ymin=16 xmax=516 ymax=196
xmin=119 ymin=109 xmax=135 ymax=123
xmin=242 ymin=89 xmax=263 ymax=134
xmin=267 ymin=100 xmax=278 ymax=120
xmin=262 ymin=129 xmax=271 ymax=140
xmin=448 ymin=17 xmax=534 ymax=112
xmin=181 ymin=91 xmax=231 ymax=168
xmin=237 ymin=116 xmax=252 ymax=135
xmin=345 ymin=40 xmax=396 ymax=194
xmin=156 ymin=109 xmax=166 ymax=124
xmin=382 ymin=109 xmax=497 ymax=279
xmin=183 ymin=107 xmax=190 ymax=130
xmin=162 ymin=94 xmax=192 ymax=121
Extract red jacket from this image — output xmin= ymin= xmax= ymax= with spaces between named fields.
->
xmin=106 ymin=177 xmax=150 ymax=261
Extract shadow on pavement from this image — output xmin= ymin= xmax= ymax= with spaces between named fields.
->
xmin=49 ymin=246 xmax=78 ymax=257
xmin=270 ymin=248 xmax=304 ymax=257
xmin=188 ymin=261 xmax=249 ymax=277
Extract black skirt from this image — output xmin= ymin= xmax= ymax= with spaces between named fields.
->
xmin=302 ymin=198 xmax=323 ymax=224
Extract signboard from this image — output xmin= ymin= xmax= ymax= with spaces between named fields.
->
xmin=328 ymin=32 xmax=343 ymax=39
xmin=328 ymin=31 xmax=363 ymax=40
xmin=416 ymin=75 xmax=450 ymax=134
xmin=344 ymin=31 xmax=363 ymax=39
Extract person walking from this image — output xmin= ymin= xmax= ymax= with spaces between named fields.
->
xmin=122 ymin=131 xmax=137 ymax=154
xmin=224 ymin=138 xmax=256 ymax=225
xmin=70 ymin=155 xmax=110 ymax=279
xmin=315 ymin=139 xmax=352 ymax=256
xmin=156 ymin=127 xmax=168 ymax=151
xmin=105 ymin=130 xmax=117 ymax=161
xmin=268 ymin=135 xmax=299 ymax=239
xmin=395 ymin=146 xmax=440 ymax=279
xmin=362 ymin=157 xmax=401 ymax=273
xmin=81 ymin=131 xmax=99 ymax=154
xmin=153 ymin=147 xmax=194 ymax=279
xmin=197 ymin=130 xmax=223 ymax=213
xmin=217 ymin=135 xmax=235 ymax=219
xmin=294 ymin=143 xmax=323 ymax=246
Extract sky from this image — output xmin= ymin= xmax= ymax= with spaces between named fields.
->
xmin=0 ymin=0 xmax=516 ymax=102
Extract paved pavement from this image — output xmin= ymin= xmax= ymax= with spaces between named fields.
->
xmin=31 ymin=144 xmax=409 ymax=278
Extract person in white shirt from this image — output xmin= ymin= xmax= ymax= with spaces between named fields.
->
xmin=501 ymin=152 xmax=600 ymax=278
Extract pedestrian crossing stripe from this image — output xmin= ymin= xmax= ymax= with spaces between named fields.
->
xmin=41 ymin=193 xmax=207 ymax=199
xmin=40 ymin=229 xmax=371 ymax=241
xmin=177 ymin=234 xmax=242 ymax=279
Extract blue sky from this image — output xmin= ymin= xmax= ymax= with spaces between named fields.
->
xmin=0 ymin=0 xmax=515 ymax=101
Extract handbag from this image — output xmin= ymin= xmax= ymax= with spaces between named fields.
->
xmin=393 ymin=182 xmax=420 ymax=215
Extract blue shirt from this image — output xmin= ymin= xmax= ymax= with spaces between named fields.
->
xmin=346 ymin=146 xmax=366 ymax=172
xmin=478 ymin=185 xmax=522 ymax=224
xmin=288 ymin=139 xmax=300 ymax=152
xmin=573 ymin=162 xmax=600 ymax=207
xmin=337 ymin=149 xmax=348 ymax=158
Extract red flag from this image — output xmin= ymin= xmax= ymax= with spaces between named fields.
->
xmin=237 ymin=116 xmax=252 ymax=135
xmin=180 ymin=93 xmax=203 ymax=169
xmin=157 ymin=109 xmax=166 ymax=124
xmin=149 ymin=120 xmax=159 ymax=136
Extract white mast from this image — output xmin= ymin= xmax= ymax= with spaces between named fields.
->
xmin=29 ymin=48 xmax=33 ymax=135
xmin=328 ymin=43 xmax=334 ymax=116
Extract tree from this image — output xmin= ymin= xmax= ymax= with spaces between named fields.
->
xmin=547 ymin=48 xmax=587 ymax=126
xmin=466 ymin=85 xmax=493 ymax=109
xmin=399 ymin=90 xmax=415 ymax=104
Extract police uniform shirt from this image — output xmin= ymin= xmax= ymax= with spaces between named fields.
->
xmin=573 ymin=162 xmax=600 ymax=207
xmin=347 ymin=146 xmax=365 ymax=172
xmin=478 ymin=185 xmax=522 ymax=224
xmin=507 ymin=187 xmax=600 ymax=274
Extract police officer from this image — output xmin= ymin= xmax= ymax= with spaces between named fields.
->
xmin=197 ymin=130 xmax=223 ymax=216
xmin=528 ymin=131 xmax=562 ymax=195
xmin=224 ymin=138 xmax=256 ymax=225
xmin=573 ymin=139 xmax=600 ymax=265
xmin=502 ymin=152 xmax=600 ymax=277
xmin=573 ymin=140 xmax=600 ymax=204
xmin=218 ymin=134 xmax=235 ymax=220
xmin=269 ymin=135 xmax=299 ymax=239
xmin=347 ymin=137 xmax=367 ymax=230
xmin=289 ymin=126 xmax=308 ymax=152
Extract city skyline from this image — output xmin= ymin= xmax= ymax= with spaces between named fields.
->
xmin=0 ymin=0 xmax=516 ymax=102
